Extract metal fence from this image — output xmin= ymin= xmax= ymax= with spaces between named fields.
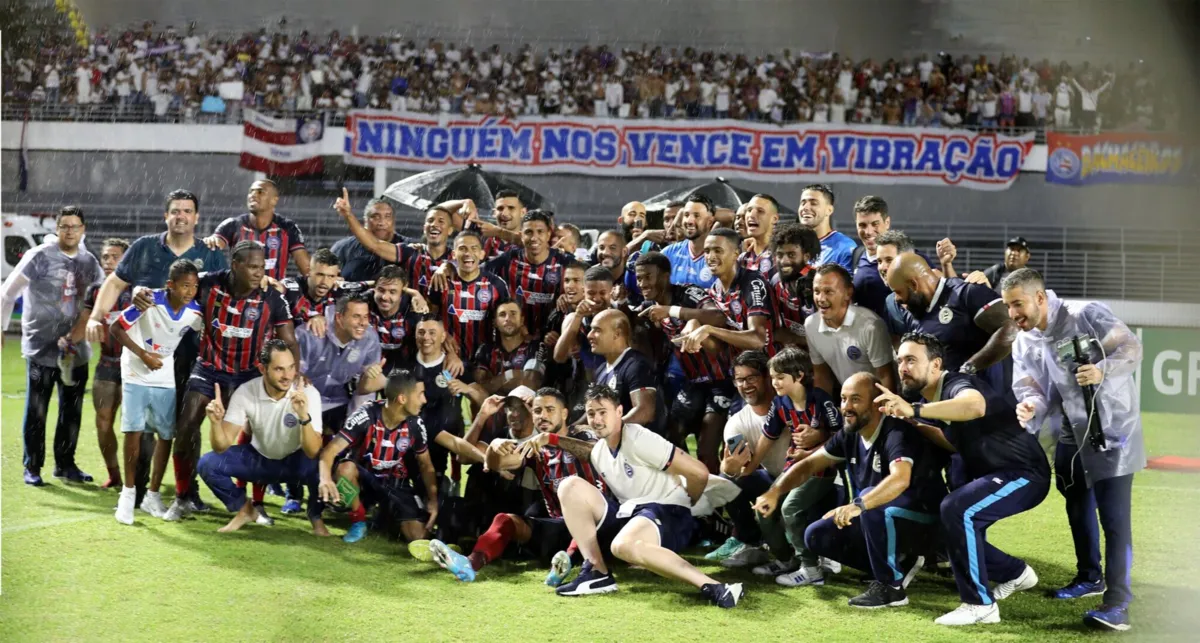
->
xmin=6 ymin=200 xmax=1197 ymax=303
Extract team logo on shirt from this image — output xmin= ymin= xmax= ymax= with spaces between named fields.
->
xmin=730 ymin=299 xmax=743 ymax=316
xmin=699 ymin=266 xmax=713 ymax=282
xmin=266 ymin=236 xmax=282 ymax=251
xmin=511 ymin=354 xmax=527 ymax=369
xmin=283 ymin=413 xmax=298 ymax=428
xmin=435 ymin=373 xmax=449 ymax=388
xmin=759 ymin=257 xmax=773 ymax=273
xmin=245 ymin=306 xmax=260 ymax=322
xmin=477 ymin=289 xmax=491 ymax=304
xmin=938 ymin=307 xmax=954 ymax=324
xmin=545 ymin=268 xmax=560 ymax=286
xmin=624 ymin=462 xmax=635 ymax=478
xmin=847 ymin=345 xmax=862 ymax=360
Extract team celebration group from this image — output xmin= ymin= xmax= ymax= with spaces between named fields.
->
xmin=2 ymin=177 xmax=1144 ymax=630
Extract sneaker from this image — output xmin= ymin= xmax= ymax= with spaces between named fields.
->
xmin=704 ymin=536 xmax=744 ymax=561
xmin=23 ymin=469 xmax=44 ymax=486
xmin=776 ymin=566 xmax=825 ymax=587
xmin=901 ymin=555 xmax=925 ymax=589
xmin=1084 ymin=604 xmax=1131 ymax=632
xmin=993 ymin=564 xmax=1038 ymax=600
xmin=254 ymin=503 xmax=275 ymax=526
xmin=700 ymin=582 xmax=744 ymax=609
xmin=408 ymin=539 xmax=434 ymax=561
xmin=267 ymin=483 xmax=287 ymax=497
xmin=343 ymin=521 xmax=368 ymax=543
xmin=935 ymin=602 xmax=1001 ymax=626
xmin=140 ymin=492 xmax=167 ymax=518
xmin=1051 ymin=578 xmax=1105 ymax=600
xmin=821 ymin=557 xmax=843 ymax=575
xmin=752 ymin=558 xmax=800 ymax=577
xmin=115 ymin=489 xmax=136 ymax=525
xmin=556 ymin=562 xmax=618 ymax=596
xmin=430 ymin=539 xmax=476 ymax=582
xmin=849 ymin=581 xmax=909 ymax=609
xmin=720 ymin=544 xmax=769 ymax=568
xmin=545 ymin=550 xmax=573 ymax=587
xmin=162 ymin=497 xmax=191 ymax=522
xmin=54 ymin=467 xmax=93 ymax=483
xmin=184 ymin=492 xmax=210 ymax=513
xmin=280 ymin=499 xmax=303 ymax=515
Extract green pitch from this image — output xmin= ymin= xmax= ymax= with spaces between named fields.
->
xmin=1 ymin=340 xmax=1198 ymax=642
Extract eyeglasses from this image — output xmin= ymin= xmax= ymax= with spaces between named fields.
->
xmin=57 ymin=224 xmax=84 ymax=232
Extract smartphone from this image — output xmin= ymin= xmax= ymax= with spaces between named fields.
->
xmin=725 ymin=433 xmax=746 ymax=454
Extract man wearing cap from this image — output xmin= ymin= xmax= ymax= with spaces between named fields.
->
xmin=984 ymin=238 xmax=1032 ymax=294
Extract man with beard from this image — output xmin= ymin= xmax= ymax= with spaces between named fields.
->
xmin=469 ymin=299 xmax=545 ymax=402
xmin=429 ymin=387 xmax=605 ymax=583
xmin=875 ymin=333 xmax=1049 ymax=626
xmin=676 ymin=229 xmax=774 ymax=357
xmin=477 ymin=211 xmax=573 ymax=338
xmin=553 ymin=265 xmax=622 ymax=379
xmin=369 ymin=266 xmax=421 ymax=371
xmin=779 ymin=372 xmax=948 ymax=609
xmin=207 ymin=179 xmax=311 ymax=279
xmin=767 ymin=223 xmax=821 ymax=347
xmin=662 ymin=195 xmax=719 ymax=288
xmin=427 ymin=230 xmax=510 ymax=366
xmin=586 ymin=309 xmax=668 ymax=436
xmin=282 ymin=249 xmax=372 ymax=332
xmin=334 ymin=190 xmax=453 ymax=297
xmin=738 ymin=194 xmax=781 ymax=274
xmin=804 ymin=264 xmax=896 ymax=397
xmin=618 ymin=201 xmax=648 ymax=243
xmin=633 ymin=252 xmax=730 ymax=472
xmin=797 ymin=184 xmax=856 ymax=272
xmin=591 ymin=230 xmax=633 ymax=302
xmin=331 ymin=198 xmax=408 ymax=282
xmin=849 ymin=196 xmax=894 ymax=320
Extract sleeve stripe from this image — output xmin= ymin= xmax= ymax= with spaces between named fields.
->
xmin=974 ymin=298 xmax=1003 ymax=320
xmin=662 ymin=447 xmax=676 ymax=471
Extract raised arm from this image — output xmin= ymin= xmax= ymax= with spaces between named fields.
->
xmin=334 ymin=188 xmax=401 ymax=263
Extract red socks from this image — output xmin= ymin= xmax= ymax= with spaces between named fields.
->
xmin=471 ymin=514 xmax=516 ymax=570
xmin=349 ymin=505 xmax=366 ymax=523
xmin=173 ymin=458 xmax=191 ymax=495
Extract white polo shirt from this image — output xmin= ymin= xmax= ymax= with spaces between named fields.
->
xmin=224 ymin=377 xmax=324 ymax=460
xmin=804 ymin=304 xmax=894 ymax=385
xmin=590 ymin=422 xmax=689 ymax=516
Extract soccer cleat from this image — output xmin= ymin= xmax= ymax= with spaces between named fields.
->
xmin=140 ymin=492 xmax=167 ymax=518
xmin=280 ymin=499 xmax=303 ymax=515
xmin=408 ymin=539 xmax=435 ymax=561
xmin=1084 ymin=604 xmax=1131 ymax=631
xmin=24 ymin=469 xmax=44 ymax=486
xmin=115 ymin=490 xmax=136 ymax=526
xmin=55 ymin=467 xmax=93 ymax=484
xmin=701 ymin=582 xmax=744 ymax=609
xmin=704 ymin=536 xmax=745 ymax=561
xmin=545 ymin=550 xmax=573 ymax=587
xmin=901 ymin=554 xmax=926 ymax=589
xmin=162 ymin=497 xmax=191 ymax=522
xmin=849 ymin=581 xmax=909 ymax=609
xmin=935 ymin=602 xmax=1001 ymax=626
xmin=776 ymin=566 xmax=825 ymax=587
xmin=343 ymin=521 xmax=368 ymax=543
xmin=720 ymin=544 xmax=769 ymax=568
xmin=556 ymin=562 xmax=618 ymax=596
xmin=752 ymin=558 xmax=800 ymax=577
xmin=430 ymin=539 xmax=476 ymax=582
xmin=993 ymin=564 xmax=1038 ymax=600
xmin=253 ymin=503 xmax=275 ymax=526
xmin=1051 ymin=578 xmax=1105 ymax=600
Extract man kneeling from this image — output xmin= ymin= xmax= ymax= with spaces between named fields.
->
xmin=198 ymin=340 xmax=327 ymax=534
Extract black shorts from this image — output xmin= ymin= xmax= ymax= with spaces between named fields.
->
xmin=671 ymin=379 xmax=737 ymax=423
xmin=357 ymin=465 xmax=428 ymax=524
xmin=322 ymin=405 xmax=349 ymax=437
xmin=94 ymin=359 xmax=122 ymax=385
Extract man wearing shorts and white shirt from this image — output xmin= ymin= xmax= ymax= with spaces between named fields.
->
xmin=553 ymin=384 xmax=744 ymax=608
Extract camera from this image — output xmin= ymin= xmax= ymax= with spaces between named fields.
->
xmin=1054 ymin=334 xmax=1107 ymax=451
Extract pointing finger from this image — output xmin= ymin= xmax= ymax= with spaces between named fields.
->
xmin=214 ymin=383 xmax=222 ymax=401
xmin=342 ymin=187 xmax=349 ymax=201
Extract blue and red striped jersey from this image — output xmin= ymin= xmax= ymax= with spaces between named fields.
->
xmin=482 ymin=236 xmax=517 ymax=259
xmin=432 ymin=270 xmax=510 ymax=361
xmin=369 ymin=291 xmax=419 ymax=368
xmin=739 ymin=247 xmax=774 ymax=274
xmin=763 ymin=388 xmax=842 ymax=473
xmin=339 ymin=401 xmax=428 ymax=483
xmin=196 ymin=270 xmax=292 ymax=374
xmin=214 ymin=213 xmax=307 ymax=280
xmin=392 ymin=243 xmax=451 ymax=296
xmin=527 ymin=428 xmax=607 ymax=518
xmin=282 ymin=276 xmax=369 ymax=326
xmin=768 ymin=265 xmax=814 ymax=342
xmin=472 ymin=339 xmax=545 ymax=381
xmin=485 ymin=248 xmax=572 ymax=337
xmin=708 ymin=267 xmax=776 ymax=355
xmin=648 ymin=284 xmax=730 ymax=382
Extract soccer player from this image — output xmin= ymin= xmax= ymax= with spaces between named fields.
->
xmin=766 ymin=222 xmax=820 ymax=347
xmin=804 ymin=264 xmax=896 ymax=396
xmin=873 ymin=231 xmax=922 ymax=346
xmin=738 ymin=193 xmax=781 ymax=273
xmin=676 ymin=228 xmax=774 ymax=356
xmin=334 ymin=190 xmax=453 ymax=296
xmin=470 ymin=299 xmax=545 ymax=401
xmin=281 ymin=248 xmax=363 ymax=328
xmin=476 ymin=210 xmax=573 ymax=337
xmin=632 ymin=251 xmax=731 ymax=472
xmin=317 ymin=369 xmax=440 ymax=544
xmin=1 ymin=206 xmax=104 ymax=485
xmin=430 ymin=229 xmax=510 ymax=363
xmin=110 ymin=259 xmax=204 ymax=523
xmin=875 ymin=332 xmax=1049 ymax=626
xmin=167 ymin=241 xmax=299 ymax=520
xmin=78 ymin=237 xmax=132 ymax=488
xmin=849 ymin=196 xmax=894 ymax=320
xmin=766 ymin=372 xmax=948 ymax=609
xmin=553 ymin=265 xmax=621 ymax=377
xmin=553 ymin=384 xmax=744 ymax=608
xmin=661 ymin=194 xmax=719 ymax=288
xmin=543 ymin=260 xmax=589 ymax=405
xmin=207 ymin=179 xmax=311 ymax=279
xmin=369 ymin=265 xmax=421 ymax=370
xmin=429 ymin=387 xmax=604 ymax=582
xmin=331 ymin=197 xmax=408 ymax=282
xmin=797 ymin=184 xmax=856 ymax=271
xmin=198 ymin=340 xmax=326 ymax=534
xmin=586 ymin=309 xmax=667 ymax=436
xmin=1003 ymin=268 xmax=1143 ymax=631
xmin=734 ymin=347 xmax=841 ymax=585
xmin=458 ymin=189 xmax=525 ymax=257
xmin=618 ymin=200 xmax=648 ymax=243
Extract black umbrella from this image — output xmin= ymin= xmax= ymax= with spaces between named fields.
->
xmin=382 ymin=164 xmax=555 ymax=213
xmin=641 ymin=177 xmax=794 ymax=227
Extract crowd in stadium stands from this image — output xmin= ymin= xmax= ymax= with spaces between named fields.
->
xmin=2 ymin=24 xmax=1176 ymax=130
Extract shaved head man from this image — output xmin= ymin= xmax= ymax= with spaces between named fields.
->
xmin=885 ymin=253 xmax=941 ymax=314
xmin=620 ymin=201 xmax=648 ymax=241
xmin=586 ymin=309 xmax=667 ymax=435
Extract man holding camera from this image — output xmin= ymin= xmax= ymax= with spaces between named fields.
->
xmin=1001 ymin=268 xmax=1144 ymax=633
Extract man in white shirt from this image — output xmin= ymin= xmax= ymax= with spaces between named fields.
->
xmin=553 ymin=384 xmax=744 ymax=608
xmin=197 ymin=340 xmax=326 ymax=535
xmin=1054 ymin=80 xmax=1074 ymax=128
xmin=758 ymin=82 xmax=779 ymax=122
xmin=805 ymin=264 xmax=896 ymax=397
xmin=1071 ymin=73 xmax=1113 ymax=131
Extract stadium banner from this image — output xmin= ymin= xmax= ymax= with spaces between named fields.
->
xmin=1045 ymin=132 xmax=1189 ymax=186
xmin=239 ymin=109 xmax=325 ymax=176
xmin=1135 ymin=326 xmax=1200 ymax=415
xmin=343 ymin=111 xmax=1035 ymax=190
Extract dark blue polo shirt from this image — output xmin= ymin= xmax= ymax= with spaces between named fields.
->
xmin=929 ymin=373 xmax=1049 ymax=482
xmin=115 ymin=232 xmax=229 ymax=288
xmin=908 ymin=278 xmax=1000 ymax=373
xmin=822 ymin=416 xmax=947 ymax=513
xmin=331 ymin=232 xmax=408 ymax=283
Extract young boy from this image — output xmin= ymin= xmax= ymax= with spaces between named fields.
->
xmin=110 ymin=259 xmax=204 ymax=524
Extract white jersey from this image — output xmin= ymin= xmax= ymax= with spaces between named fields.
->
xmin=117 ymin=290 xmax=204 ymax=387
xmin=590 ymin=423 xmax=690 ymax=516
xmin=225 ymin=376 xmax=324 ymax=460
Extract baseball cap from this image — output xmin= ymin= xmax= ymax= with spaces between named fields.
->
xmin=1006 ymin=236 xmax=1029 ymax=251
xmin=505 ymin=385 xmax=536 ymax=406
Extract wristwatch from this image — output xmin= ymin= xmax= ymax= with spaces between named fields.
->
xmin=298 ymin=416 xmax=312 ymax=426
xmin=853 ymin=496 xmax=868 ymax=511
xmin=911 ymin=402 xmax=924 ymax=419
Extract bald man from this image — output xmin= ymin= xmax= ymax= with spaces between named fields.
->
xmin=586 ymin=309 xmax=668 ymax=436
xmin=619 ymin=201 xmax=648 ymax=241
